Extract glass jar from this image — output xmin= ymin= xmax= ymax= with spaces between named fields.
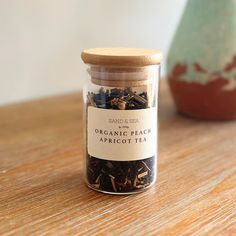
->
xmin=81 ymin=48 xmax=162 ymax=194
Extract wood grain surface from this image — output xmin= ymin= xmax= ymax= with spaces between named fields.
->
xmin=0 ymin=81 xmax=236 ymax=235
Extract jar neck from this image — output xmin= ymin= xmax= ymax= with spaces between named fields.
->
xmin=88 ymin=65 xmax=160 ymax=87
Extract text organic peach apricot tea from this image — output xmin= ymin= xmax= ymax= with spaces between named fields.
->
xmin=81 ymin=48 xmax=162 ymax=194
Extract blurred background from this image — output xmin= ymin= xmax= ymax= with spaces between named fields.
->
xmin=0 ymin=0 xmax=187 ymax=105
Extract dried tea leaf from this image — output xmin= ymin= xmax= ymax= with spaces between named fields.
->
xmin=110 ymin=178 xmax=117 ymax=192
xmin=138 ymin=171 xmax=148 ymax=179
xmin=87 ymin=93 xmax=97 ymax=107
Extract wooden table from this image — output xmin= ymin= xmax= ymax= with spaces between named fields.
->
xmin=0 ymin=81 xmax=236 ymax=235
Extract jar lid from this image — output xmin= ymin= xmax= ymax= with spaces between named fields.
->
xmin=81 ymin=48 xmax=162 ymax=66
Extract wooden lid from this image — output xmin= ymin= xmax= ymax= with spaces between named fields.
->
xmin=81 ymin=48 xmax=162 ymax=66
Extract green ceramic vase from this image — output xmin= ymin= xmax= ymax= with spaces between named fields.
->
xmin=167 ymin=0 xmax=236 ymax=120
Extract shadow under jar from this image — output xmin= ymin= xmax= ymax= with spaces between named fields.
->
xmin=81 ymin=48 xmax=162 ymax=194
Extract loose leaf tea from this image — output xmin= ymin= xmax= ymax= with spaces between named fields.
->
xmin=86 ymin=87 xmax=156 ymax=193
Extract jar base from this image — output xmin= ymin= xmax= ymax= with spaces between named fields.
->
xmin=86 ymin=181 xmax=156 ymax=195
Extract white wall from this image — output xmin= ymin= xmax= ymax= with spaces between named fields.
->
xmin=0 ymin=0 xmax=187 ymax=105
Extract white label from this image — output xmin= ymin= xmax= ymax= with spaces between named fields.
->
xmin=87 ymin=107 xmax=157 ymax=161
